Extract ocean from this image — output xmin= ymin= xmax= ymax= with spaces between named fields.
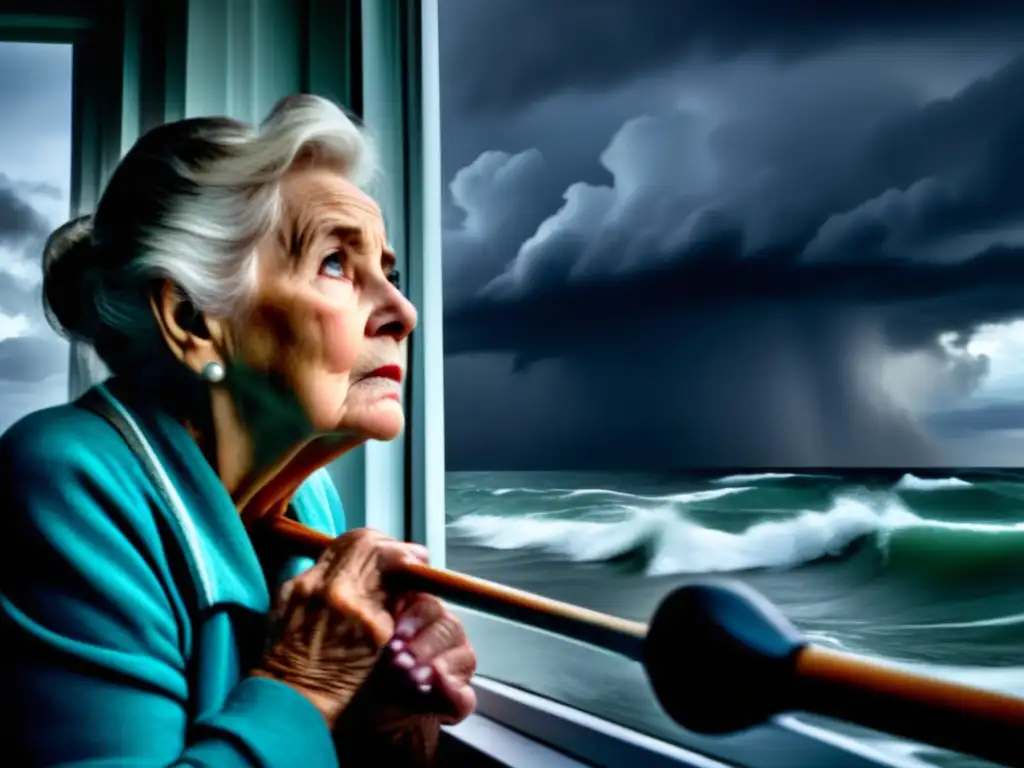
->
xmin=445 ymin=470 xmax=1024 ymax=768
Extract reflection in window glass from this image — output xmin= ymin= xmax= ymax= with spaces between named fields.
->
xmin=0 ymin=42 xmax=72 ymax=434
xmin=438 ymin=2 xmax=1024 ymax=765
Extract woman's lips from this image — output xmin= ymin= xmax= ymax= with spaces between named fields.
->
xmin=366 ymin=364 xmax=403 ymax=383
xmin=361 ymin=365 xmax=403 ymax=401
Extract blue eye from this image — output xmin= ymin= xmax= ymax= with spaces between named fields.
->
xmin=387 ymin=269 xmax=401 ymax=290
xmin=320 ymin=252 xmax=347 ymax=279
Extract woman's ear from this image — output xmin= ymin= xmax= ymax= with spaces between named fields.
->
xmin=150 ymin=279 xmax=229 ymax=373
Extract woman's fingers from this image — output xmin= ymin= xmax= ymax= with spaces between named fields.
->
xmin=393 ymin=593 xmax=445 ymax=640
xmin=401 ymin=607 xmax=466 ymax=663
xmin=433 ymin=644 xmax=477 ymax=687
xmin=404 ymin=542 xmax=430 ymax=564
xmin=430 ymin=645 xmax=478 ymax=723
xmin=388 ymin=594 xmax=445 ymax=682
xmin=388 ymin=597 xmax=475 ymax=714
xmin=375 ymin=540 xmax=430 ymax=571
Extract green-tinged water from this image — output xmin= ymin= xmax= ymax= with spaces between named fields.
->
xmin=446 ymin=469 xmax=1024 ymax=768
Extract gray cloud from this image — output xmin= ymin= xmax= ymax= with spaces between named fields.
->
xmin=0 ymin=335 xmax=67 ymax=383
xmin=11 ymin=179 xmax=63 ymax=201
xmin=0 ymin=177 xmax=47 ymax=324
xmin=0 ymin=176 xmax=48 ymax=325
xmin=0 ymin=272 xmax=41 ymax=320
xmin=0 ymin=176 xmax=49 ymax=248
xmin=440 ymin=0 xmax=1024 ymax=114
xmin=926 ymin=401 xmax=1024 ymax=439
xmin=442 ymin=148 xmax=565 ymax=310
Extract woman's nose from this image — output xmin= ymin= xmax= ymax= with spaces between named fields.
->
xmin=367 ymin=286 xmax=417 ymax=340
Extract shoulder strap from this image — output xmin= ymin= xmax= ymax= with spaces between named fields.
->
xmin=77 ymin=387 xmax=170 ymax=501
xmin=75 ymin=385 xmax=215 ymax=607
xmin=76 ymin=385 xmax=209 ymax=717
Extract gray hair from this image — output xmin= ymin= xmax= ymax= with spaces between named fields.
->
xmin=43 ymin=94 xmax=378 ymax=380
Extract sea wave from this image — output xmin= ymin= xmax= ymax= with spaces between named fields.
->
xmin=894 ymin=473 xmax=972 ymax=491
xmin=487 ymin=486 xmax=751 ymax=504
xmin=559 ymin=486 xmax=751 ymax=503
xmin=449 ymin=492 xmax=1024 ymax=577
xmin=710 ymin=472 xmax=823 ymax=485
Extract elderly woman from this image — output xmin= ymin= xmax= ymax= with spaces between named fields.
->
xmin=0 ymin=95 xmax=475 ymax=767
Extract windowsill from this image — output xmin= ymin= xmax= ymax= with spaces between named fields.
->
xmin=463 ymin=676 xmax=924 ymax=768
xmin=443 ymin=713 xmax=594 ymax=768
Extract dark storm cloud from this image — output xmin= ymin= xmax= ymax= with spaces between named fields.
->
xmin=441 ymin=148 xmax=565 ymax=308
xmin=0 ymin=270 xmax=42 ymax=321
xmin=0 ymin=176 xmax=48 ymax=323
xmin=440 ymin=24 xmax=1024 ymax=469
xmin=0 ymin=176 xmax=49 ymax=248
xmin=0 ymin=335 xmax=66 ymax=383
xmin=449 ymin=246 xmax=1024 ymax=355
xmin=0 ymin=176 xmax=48 ymax=324
xmin=450 ymin=54 xmax=1024 ymax=341
xmin=926 ymin=401 xmax=1024 ymax=437
xmin=440 ymin=0 xmax=1024 ymax=113
xmin=12 ymin=180 xmax=63 ymax=201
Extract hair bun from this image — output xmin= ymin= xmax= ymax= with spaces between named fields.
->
xmin=42 ymin=215 xmax=102 ymax=341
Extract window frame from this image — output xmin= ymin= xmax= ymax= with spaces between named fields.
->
xmin=351 ymin=0 xmax=447 ymax=553
xmin=0 ymin=2 xmax=123 ymax=406
xmin=0 ymin=3 xmax=122 ymax=220
xmin=385 ymin=1 xmax=927 ymax=766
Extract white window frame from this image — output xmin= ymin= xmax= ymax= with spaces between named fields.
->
xmin=384 ymin=1 xmax=924 ymax=766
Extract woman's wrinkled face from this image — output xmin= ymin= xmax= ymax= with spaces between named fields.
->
xmin=234 ymin=164 xmax=417 ymax=442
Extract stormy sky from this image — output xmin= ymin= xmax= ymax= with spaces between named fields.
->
xmin=0 ymin=42 xmax=71 ymax=434
xmin=6 ymin=9 xmax=1024 ymax=470
xmin=438 ymin=0 xmax=1024 ymax=469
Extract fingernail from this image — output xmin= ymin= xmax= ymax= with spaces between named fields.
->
xmin=418 ymin=683 xmax=432 ymax=694
xmin=389 ymin=638 xmax=405 ymax=653
xmin=393 ymin=652 xmax=415 ymax=670
xmin=396 ymin=617 xmax=421 ymax=638
xmin=411 ymin=665 xmax=432 ymax=684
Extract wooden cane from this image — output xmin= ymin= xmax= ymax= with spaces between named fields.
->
xmin=251 ymin=514 xmax=1024 ymax=768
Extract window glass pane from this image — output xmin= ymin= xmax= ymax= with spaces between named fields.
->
xmin=0 ymin=42 xmax=72 ymax=434
xmin=438 ymin=2 xmax=1024 ymax=766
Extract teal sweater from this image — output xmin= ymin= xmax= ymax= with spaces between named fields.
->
xmin=0 ymin=379 xmax=346 ymax=767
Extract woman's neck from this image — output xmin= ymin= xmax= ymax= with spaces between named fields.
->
xmin=198 ymin=387 xmax=259 ymax=498
xmin=120 ymin=368 xmax=351 ymax=508
xmin=200 ymin=384 xmax=363 ymax=512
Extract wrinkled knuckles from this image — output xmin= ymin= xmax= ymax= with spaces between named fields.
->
xmin=325 ymin=579 xmax=363 ymax=615
xmin=346 ymin=527 xmax=385 ymax=545
xmin=291 ymin=570 xmax=324 ymax=599
xmin=436 ymin=645 xmax=478 ymax=680
xmin=439 ymin=612 xmax=466 ymax=646
xmin=429 ymin=613 xmax=467 ymax=651
xmin=325 ymin=581 xmax=394 ymax=647
xmin=408 ymin=612 xmax=465 ymax=660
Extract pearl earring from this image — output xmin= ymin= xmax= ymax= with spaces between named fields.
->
xmin=201 ymin=361 xmax=225 ymax=384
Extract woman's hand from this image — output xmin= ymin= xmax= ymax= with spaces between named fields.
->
xmin=333 ymin=593 xmax=477 ymax=767
xmin=386 ymin=593 xmax=477 ymax=724
xmin=251 ymin=528 xmax=428 ymax=729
